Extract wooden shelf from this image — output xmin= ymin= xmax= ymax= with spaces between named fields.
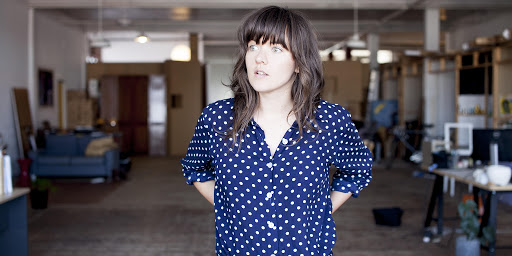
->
xmin=497 ymin=114 xmax=512 ymax=120
xmin=496 ymin=59 xmax=512 ymax=65
xmin=458 ymin=113 xmax=487 ymax=117
xmin=458 ymin=63 xmax=492 ymax=70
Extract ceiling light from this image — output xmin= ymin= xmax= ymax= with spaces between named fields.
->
xmin=91 ymin=0 xmax=110 ymax=48
xmin=170 ymin=44 xmax=191 ymax=61
xmin=135 ymin=33 xmax=150 ymax=43
xmin=346 ymin=0 xmax=366 ymax=49
xmin=503 ymin=29 xmax=510 ymax=40
xmin=171 ymin=7 xmax=191 ymax=21
xmin=90 ymin=37 xmax=110 ymax=48
xmin=346 ymin=34 xmax=366 ymax=49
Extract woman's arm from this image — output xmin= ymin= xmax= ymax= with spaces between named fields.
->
xmin=194 ymin=180 xmax=215 ymax=206
xmin=331 ymin=190 xmax=352 ymax=213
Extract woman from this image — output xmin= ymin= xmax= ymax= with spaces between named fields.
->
xmin=181 ymin=6 xmax=372 ymax=256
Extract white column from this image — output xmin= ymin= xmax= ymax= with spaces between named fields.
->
xmin=367 ymin=33 xmax=380 ymax=101
xmin=28 ymin=8 xmax=36 ymax=129
xmin=423 ymin=8 xmax=440 ymax=136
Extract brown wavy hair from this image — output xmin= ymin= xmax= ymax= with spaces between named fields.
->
xmin=226 ymin=6 xmax=324 ymax=147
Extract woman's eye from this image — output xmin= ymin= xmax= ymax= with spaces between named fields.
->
xmin=272 ymin=47 xmax=283 ymax=53
xmin=249 ymin=45 xmax=258 ymax=51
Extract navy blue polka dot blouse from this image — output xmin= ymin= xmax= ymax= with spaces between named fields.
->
xmin=181 ymin=98 xmax=373 ymax=256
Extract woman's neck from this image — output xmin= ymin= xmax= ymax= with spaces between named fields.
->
xmin=256 ymin=92 xmax=294 ymax=122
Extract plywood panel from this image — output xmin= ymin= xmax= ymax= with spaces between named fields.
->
xmin=403 ymin=76 xmax=422 ymax=122
xmin=165 ymin=60 xmax=203 ymax=156
xmin=323 ymin=61 xmax=366 ymax=103
xmin=12 ymin=88 xmax=33 ymax=157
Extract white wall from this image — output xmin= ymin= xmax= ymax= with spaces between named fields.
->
xmin=0 ymin=0 xmax=28 ymax=166
xmin=35 ymin=11 xmax=87 ymax=129
xmin=206 ymin=62 xmax=234 ymax=104
xmin=204 ymin=45 xmax=237 ymax=104
xmin=102 ymin=41 xmax=190 ymax=63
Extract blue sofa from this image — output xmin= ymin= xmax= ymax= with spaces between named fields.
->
xmin=29 ymin=133 xmax=119 ymax=180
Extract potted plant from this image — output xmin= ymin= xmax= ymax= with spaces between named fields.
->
xmin=456 ymin=199 xmax=495 ymax=256
xmin=30 ymin=178 xmax=56 ymax=209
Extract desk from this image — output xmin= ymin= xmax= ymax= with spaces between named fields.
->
xmin=0 ymin=188 xmax=29 ymax=256
xmin=424 ymin=168 xmax=512 ymax=256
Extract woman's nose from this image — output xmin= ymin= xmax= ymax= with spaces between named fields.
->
xmin=255 ymin=51 xmax=267 ymax=64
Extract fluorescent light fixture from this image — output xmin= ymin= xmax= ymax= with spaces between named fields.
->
xmin=135 ymin=33 xmax=150 ymax=43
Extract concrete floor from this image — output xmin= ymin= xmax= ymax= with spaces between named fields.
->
xmin=27 ymin=157 xmax=512 ymax=255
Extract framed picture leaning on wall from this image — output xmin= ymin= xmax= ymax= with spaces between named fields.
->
xmin=38 ymin=69 xmax=53 ymax=106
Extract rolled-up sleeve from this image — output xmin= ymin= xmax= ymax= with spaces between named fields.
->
xmin=331 ymin=108 xmax=373 ymax=198
xmin=181 ymin=108 xmax=215 ymax=185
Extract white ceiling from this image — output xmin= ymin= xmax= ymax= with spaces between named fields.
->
xmin=29 ymin=0 xmax=512 ymax=50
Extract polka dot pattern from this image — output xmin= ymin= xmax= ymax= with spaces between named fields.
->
xmin=181 ymin=98 xmax=373 ymax=256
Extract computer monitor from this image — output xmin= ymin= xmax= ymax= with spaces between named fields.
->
xmin=472 ymin=129 xmax=512 ymax=163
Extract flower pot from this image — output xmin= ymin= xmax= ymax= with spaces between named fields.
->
xmin=455 ymin=236 xmax=480 ymax=256
xmin=30 ymin=189 xmax=49 ymax=209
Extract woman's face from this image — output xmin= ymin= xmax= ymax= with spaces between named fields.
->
xmin=245 ymin=38 xmax=298 ymax=96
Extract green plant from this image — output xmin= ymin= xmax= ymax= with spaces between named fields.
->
xmin=458 ymin=199 xmax=495 ymax=245
xmin=31 ymin=178 xmax=57 ymax=192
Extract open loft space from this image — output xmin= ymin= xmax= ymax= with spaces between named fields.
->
xmin=1 ymin=0 xmax=512 ymax=256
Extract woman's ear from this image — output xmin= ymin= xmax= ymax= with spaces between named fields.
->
xmin=295 ymin=67 xmax=299 ymax=73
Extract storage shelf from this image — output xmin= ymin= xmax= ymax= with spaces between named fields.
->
xmin=458 ymin=63 xmax=492 ymax=70
xmin=498 ymin=114 xmax=512 ymax=120
xmin=458 ymin=113 xmax=487 ymax=117
xmin=496 ymin=59 xmax=512 ymax=65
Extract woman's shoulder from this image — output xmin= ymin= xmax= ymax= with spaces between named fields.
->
xmin=202 ymin=98 xmax=234 ymax=115
xmin=316 ymin=99 xmax=353 ymax=122
xmin=200 ymin=98 xmax=234 ymax=127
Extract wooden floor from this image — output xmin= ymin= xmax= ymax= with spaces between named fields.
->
xmin=27 ymin=157 xmax=512 ymax=256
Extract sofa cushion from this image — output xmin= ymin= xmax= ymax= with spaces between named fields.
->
xmin=85 ymin=137 xmax=118 ymax=156
xmin=45 ymin=134 xmax=78 ymax=155
xmin=38 ymin=156 xmax=71 ymax=165
xmin=70 ymin=156 xmax=104 ymax=165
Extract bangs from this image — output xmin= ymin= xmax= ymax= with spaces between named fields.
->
xmin=239 ymin=7 xmax=291 ymax=50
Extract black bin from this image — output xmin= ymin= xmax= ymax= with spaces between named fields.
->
xmin=372 ymin=207 xmax=404 ymax=226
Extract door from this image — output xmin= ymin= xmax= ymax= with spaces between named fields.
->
xmin=118 ymin=76 xmax=149 ymax=155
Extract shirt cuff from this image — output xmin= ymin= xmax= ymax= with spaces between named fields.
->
xmin=183 ymin=168 xmax=215 ymax=185
xmin=331 ymin=180 xmax=360 ymax=198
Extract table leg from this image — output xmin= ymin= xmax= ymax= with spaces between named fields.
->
xmin=488 ymin=191 xmax=498 ymax=256
xmin=437 ymin=181 xmax=444 ymax=235
xmin=424 ymin=174 xmax=444 ymax=235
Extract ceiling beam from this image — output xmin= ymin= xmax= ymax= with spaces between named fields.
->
xmin=29 ymin=0 xmax=512 ymax=10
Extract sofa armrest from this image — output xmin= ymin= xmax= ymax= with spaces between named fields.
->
xmin=28 ymin=150 xmax=44 ymax=175
xmin=104 ymin=149 xmax=120 ymax=178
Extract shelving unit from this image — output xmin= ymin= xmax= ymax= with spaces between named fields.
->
xmin=492 ymin=42 xmax=512 ymax=128
xmin=455 ymin=49 xmax=493 ymax=129
xmin=455 ymin=42 xmax=512 ymax=129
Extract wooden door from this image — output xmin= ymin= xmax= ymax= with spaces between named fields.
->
xmin=118 ymin=76 xmax=149 ymax=155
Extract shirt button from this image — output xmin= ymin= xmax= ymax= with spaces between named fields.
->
xmin=267 ymin=221 xmax=275 ymax=229
xmin=282 ymin=138 xmax=288 ymax=145
xmin=266 ymin=162 xmax=273 ymax=168
xmin=266 ymin=191 xmax=273 ymax=199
